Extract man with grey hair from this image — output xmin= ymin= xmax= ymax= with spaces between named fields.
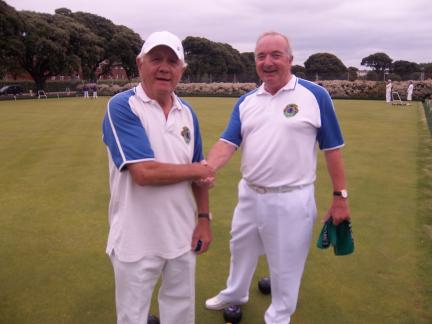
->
xmin=204 ymin=31 xmax=350 ymax=323
xmin=102 ymin=31 xmax=214 ymax=324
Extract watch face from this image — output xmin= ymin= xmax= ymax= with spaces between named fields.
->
xmin=334 ymin=190 xmax=348 ymax=198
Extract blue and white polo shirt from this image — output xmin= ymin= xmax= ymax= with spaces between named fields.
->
xmin=221 ymin=75 xmax=344 ymax=187
xmin=102 ymin=84 xmax=204 ymax=262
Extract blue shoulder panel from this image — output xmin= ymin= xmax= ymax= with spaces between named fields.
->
xmin=221 ymin=88 xmax=258 ymax=147
xmin=102 ymin=89 xmax=154 ymax=170
xmin=297 ymin=79 xmax=344 ymax=150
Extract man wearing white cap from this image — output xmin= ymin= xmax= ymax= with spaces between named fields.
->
xmin=102 ymin=31 xmax=214 ymax=324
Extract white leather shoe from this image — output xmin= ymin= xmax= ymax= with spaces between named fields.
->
xmin=205 ymin=295 xmax=232 ymax=310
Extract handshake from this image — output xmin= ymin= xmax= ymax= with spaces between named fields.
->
xmin=193 ymin=160 xmax=216 ymax=187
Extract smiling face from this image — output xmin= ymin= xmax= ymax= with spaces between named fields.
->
xmin=137 ymin=45 xmax=185 ymax=101
xmin=255 ymin=33 xmax=293 ymax=95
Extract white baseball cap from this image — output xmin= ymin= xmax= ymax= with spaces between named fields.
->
xmin=138 ymin=31 xmax=185 ymax=62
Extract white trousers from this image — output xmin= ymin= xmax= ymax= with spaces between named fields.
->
xmin=110 ymin=251 xmax=196 ymax=324
xmin=407 ymin=91 xmax=413 ymax=101
xmin=219 ymin=179 xmax=316 ymax=324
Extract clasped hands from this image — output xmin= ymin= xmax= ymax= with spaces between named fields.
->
xmin=194 ymin=160 xmax=216 ymax=187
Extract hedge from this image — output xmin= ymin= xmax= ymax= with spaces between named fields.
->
xmin=2 ymin=79 xmax=432 ymax=100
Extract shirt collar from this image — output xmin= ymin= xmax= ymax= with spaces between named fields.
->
xmin=257 ymin=75 xmax=298 ymax=96
xmin=135 ymin=83 xmax=182 ymax=111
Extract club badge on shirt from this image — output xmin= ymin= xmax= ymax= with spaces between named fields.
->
xmin=181 ymin=126 xmax=191 ymax=144
xmin=283 ymin=103 xmax=299 ymax=118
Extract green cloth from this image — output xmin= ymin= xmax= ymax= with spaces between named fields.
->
xmin=317 ymin=219 xmax=354 ymax=255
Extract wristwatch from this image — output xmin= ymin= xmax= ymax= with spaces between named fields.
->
xmin=198 ymin=212 xmax=212 ymax=220
xmin=333 ymin=189 xmax=348 ymax=198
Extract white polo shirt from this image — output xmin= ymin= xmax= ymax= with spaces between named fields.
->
xmin=102 ymin=84 xmax=204 ymax=262
xmin=221 ymin=75 xmax=344 ymax=187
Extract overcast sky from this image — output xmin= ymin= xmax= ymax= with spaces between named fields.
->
xmin=8 ymin=0 xmax=432 ymax=68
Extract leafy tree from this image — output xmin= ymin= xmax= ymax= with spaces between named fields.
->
xmin=291 ymin=65 xmax=306 ymax=78
xmin=108 ymin=25 xmax=142 ymax=80
xmin=12 ymin=9 xmax=111 ymax=90
xmin=1 ymin=3 xmax=142 ymax=88
xmin=361 ymin=52 xmax=392 ymax=79
xmin=183 ymin=36 xmax=245 ymax=82
xmin=52 ymin=11 xmax=104 ymax=81
xmin=392 ymin=60 xmax=420 ymax=80
xmin=304 ymin=53 xmax=347 ymax=80
xmin=0 ymin=0 xmax=24 ymax=78
xmin=419 ymin=63 xmax=432 ymax=79
xmin=387 ymin=73 xmax=401 ymax=81
xmin=54 ymin=8 xmax=72 ymax=16
xmin=366 ymin=70 xmax=379 ymax=81
xmin=14 ymin=11 xmax=76 ymax=90
xmin=53 ymin=9 xmax=105 ymax=81
xmin=239 ymin=52 xmax=258 ymax=83
xmin=70 ymin=11 xmax=142 ymax=80
xmin=71 ymin=11 xmax=121 ymax=80
xmin=183 ymin=36 xmax=220 ymax=82
xmin=348 ymin=67 xmax=358 ymax=81
xmin=219 ymin=43 xmax=245 ymax=81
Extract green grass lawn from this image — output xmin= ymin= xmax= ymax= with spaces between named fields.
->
xmin=0 ymin=97 xmax=430 ymax=324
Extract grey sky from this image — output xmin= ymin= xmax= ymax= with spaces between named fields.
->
xmin=8 ymin=0 xmax=432 ymax=68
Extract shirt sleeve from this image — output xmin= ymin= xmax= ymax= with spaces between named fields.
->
xmin=316 ymin=89 xmax=344 ymax=150
xmin=102 ymin=91 xmax=154 ymax=170
xmin=220 ymin=95 xmax=246 ymax=147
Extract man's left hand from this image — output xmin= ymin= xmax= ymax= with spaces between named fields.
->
xmin=323 ymin=197 xmax=350 ymax=225
xmin=191 ymin=218 xmax=212 ymax=255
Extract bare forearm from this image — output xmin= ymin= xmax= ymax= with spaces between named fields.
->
xmin=324 ymin=148 xmax=346 ymax=190
xmin=192 ymin=182 xmax=209 ymax=214
xmin=128 ymin=161 xmax=213 ymax=186
xmin=323 ymin=148 xmax=350 ymax=224
xmin=206 ymin=140 xmax=236 ymax=171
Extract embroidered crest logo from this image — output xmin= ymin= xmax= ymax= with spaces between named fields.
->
xmin=283 ymin=104 xmax=299 ymax=118
xmin=181 ymin=126 xmax=191 ymax=144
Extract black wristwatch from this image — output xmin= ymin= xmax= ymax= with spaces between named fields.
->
xmin=198 ymin=213 xmax=212 ymax=220
xmin=333 ymin=189 xmax=348 ymax=199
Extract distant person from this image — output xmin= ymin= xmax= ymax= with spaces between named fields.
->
xmin=386 ymin=79 xmax=392 ymax=103
xmin=407 ymin=81 xmax=414 ymax=102
xmin=102 ymin=30 xmax=214 ymax=324
xmin=92 ymin=85 xmax=98 ymax=99
xmin=83 ymin=85 xmax=89 ymax=99
xmin=203 ymin=31 xmax=350 ymax=324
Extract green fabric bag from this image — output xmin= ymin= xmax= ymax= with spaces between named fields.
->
xmin=317 ymin=219 xmax=354 ymax=255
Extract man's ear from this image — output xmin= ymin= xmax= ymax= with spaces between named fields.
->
xmin=136 ymin=57 xmax=143 ymax=78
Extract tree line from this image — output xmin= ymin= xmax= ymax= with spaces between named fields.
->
xmin=1 ymin=1 xmax=431 ymax=91
xmin=0 ymin=1 xmax=142 ymax=90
